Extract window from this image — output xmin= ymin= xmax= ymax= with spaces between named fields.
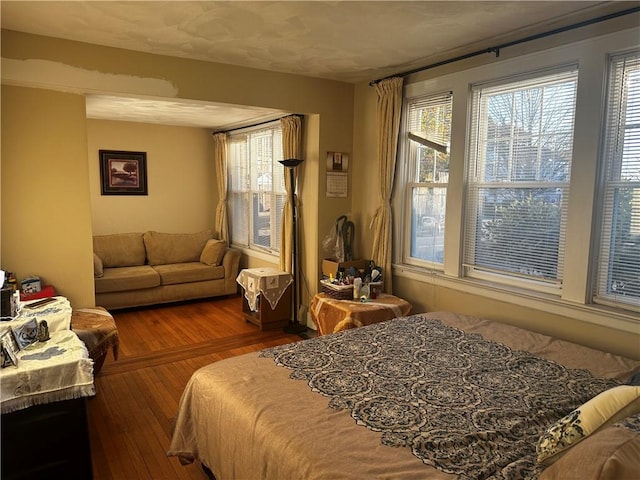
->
xmin=464 ymin=68 xmax=578 ymax=289
xmin=228 ymin=124 xmax=285 ymax=253
xmin=595 ymin=51 xmax=640 ymax=310
xmin=403 ymin=93 xmax=452 ymax=267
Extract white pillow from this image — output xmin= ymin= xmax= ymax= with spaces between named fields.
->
xmin=536 ymin=385 xmax=640 ymax=466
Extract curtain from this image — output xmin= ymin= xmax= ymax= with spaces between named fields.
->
xmin=370 ymin=77 xmax=403 ymax=292
xmin=279 ymin=115 xmax=302 ymax=273
xmin=212 ymin=132 xmax=229 ymax=244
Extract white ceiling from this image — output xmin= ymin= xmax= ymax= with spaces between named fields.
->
xmin=2 ymin=1 xmax=636 ymax=129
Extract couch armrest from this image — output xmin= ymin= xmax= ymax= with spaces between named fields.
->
xmin=222 ymin=248 xmax=241 ymax=294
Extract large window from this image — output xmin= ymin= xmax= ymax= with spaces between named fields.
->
xmin=464 ymin=68 xmax=578 ymax=289
xmin=404 ymin=93 xmax=452 ymax=267
xmin=595 ymin=51 xmax=640 ymax=310
xmin=228 ymin=124 xmax=285 ymax=253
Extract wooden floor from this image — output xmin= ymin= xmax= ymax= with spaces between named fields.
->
xmin=87 ymin=295 xmax=306 ymax=480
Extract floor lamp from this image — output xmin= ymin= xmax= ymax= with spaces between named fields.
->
xmin=279 ymin=158 xmax=307 ymax=334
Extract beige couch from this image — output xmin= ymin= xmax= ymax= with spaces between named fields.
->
xmin=93 ymin=230 xmax=240 ymax=310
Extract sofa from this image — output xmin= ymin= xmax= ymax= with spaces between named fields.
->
xmin=92 ymin=230 xmax=241 ymax=310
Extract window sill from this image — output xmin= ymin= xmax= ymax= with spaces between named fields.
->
xmin=232 ymin=244 xmax=279 ymax=264
xmin=393 ymin=264 xmax=640 ymax=334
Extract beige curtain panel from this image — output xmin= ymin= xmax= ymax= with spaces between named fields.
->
xmin=279 ymin=115 xmax=303 ymax=273
xmin=212 ymin=132 xmax=229 ymax=245
xmin=370 ymin=77 xmax=403 ymax=292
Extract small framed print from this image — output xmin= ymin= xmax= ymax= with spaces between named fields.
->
xmin=99 ymin=150 xmax=148 ymax=195
xmin=12 ymin=318 xmax=39 ymax=349
xmin=1 ymin=331 xmax=19 ymax=368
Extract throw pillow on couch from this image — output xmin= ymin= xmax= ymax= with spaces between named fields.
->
xmin=200 ymin=239 xmax=227 ymax=266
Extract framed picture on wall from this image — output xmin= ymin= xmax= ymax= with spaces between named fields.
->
xmin=99 ymin=150 xmax=148 ymax=195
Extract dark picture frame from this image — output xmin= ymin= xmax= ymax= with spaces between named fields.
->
xmin=99 ymin=150 xmax=148 ymax=195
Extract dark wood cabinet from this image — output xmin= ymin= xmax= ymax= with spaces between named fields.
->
xmin=241 ymin=284 xmax=292 ymax=330
xmin=1 ymin=397 xmax=93 ymax=479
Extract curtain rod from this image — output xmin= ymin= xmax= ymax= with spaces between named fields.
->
xmin=369 ymin=6 xmax=640 ymax=86
xmin=213 ymin=113 xmax=303 ymax=135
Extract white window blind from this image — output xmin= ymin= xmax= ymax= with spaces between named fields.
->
xmin=228 ymin=124 xmax=285 ymax=253
xmin=405 ymin=92 xmax=452 ymax=265
xmin=595 ymin=51 xmax=640 ymax=309
xmin=464 ymin=68 xmax=578 ymax=287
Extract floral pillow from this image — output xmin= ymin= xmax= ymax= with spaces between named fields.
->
xmin=536 ymin=385 xmax=640 ymax=465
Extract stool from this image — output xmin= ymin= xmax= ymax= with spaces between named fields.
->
xmin=71 ymin=307 xmax=119 ymax=375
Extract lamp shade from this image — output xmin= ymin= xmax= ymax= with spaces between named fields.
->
xmin=279 ymin=158 xmax=303 ymax=168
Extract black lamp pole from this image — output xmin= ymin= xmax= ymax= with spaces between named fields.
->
xmin=279 ymin=158 xmax=307 ymax=334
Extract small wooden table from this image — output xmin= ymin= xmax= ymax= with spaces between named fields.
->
xmin=237 ymin=268 xmax=293 ymax=331
xmin=310 ymin=293 xmax=412 ymax=335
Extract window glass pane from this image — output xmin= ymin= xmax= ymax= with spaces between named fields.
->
xmin=466 ymin=68 xmax=577 ymax=285
xmin=471 ymin=186 xmax=564 ymax=279
xmin=410 ymin=186 xmax=446 ymax=263
xmin=596 ymin=51 xmax=640 ymax=309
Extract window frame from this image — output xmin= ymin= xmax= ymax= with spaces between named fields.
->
xmin=401 ymin=92 xmax=453 ymax=270
xmin=463 ymin=66 xmax=578 ymax=295
xmin=392 ymin=27 xmax=640 ymax=330
xmin=593 ymin=49 xmax=640 ymax=312
xmin=227 ymin=121 xmax=285 ymax=256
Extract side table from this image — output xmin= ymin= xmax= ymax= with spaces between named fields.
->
xmin=237 ymin=268 xmax=293 ymax=331
xmin=310 ymin=293 xmax=412 ymax=335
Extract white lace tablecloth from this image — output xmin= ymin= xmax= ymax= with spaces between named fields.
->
xmin=0 ymin=329 xmax=95 ymax=413
xmin=0 ymin=296 xmax=72 ymax=334
xmin=237 ymin=268 xmax=293 ymax=311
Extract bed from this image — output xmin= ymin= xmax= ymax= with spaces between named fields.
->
xmin=168 ymin=312 xmax=640 ymax=479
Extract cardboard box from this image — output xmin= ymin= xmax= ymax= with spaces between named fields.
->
xmin=322 ymin=259 xmax=369 ymax=278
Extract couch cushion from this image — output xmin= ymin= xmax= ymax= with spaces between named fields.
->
xmin=153 ymin=262 xmax=224 ymax=286
xmin=143 ymin=230 xmax=212 ymax=266
xmin=200 ymin=239 xmax=227 ymax=266
xmin=94 ymin=265 xmax=160 ymax=293
xmin=93 ymin=233 xmax=146 ymax=268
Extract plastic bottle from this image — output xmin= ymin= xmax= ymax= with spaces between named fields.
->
xmin=353 ymin=277 xmax=362 ymax=299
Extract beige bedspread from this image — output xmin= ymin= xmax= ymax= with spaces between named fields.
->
xmin=168 ymin=312 xmax=639 ymax=480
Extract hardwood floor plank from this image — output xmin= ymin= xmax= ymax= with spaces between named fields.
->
xmin=87 ymin=295 xmax=308 ymax=479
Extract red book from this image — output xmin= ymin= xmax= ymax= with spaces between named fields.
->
xmin=20 ymin=285 xmax=55 ymax=301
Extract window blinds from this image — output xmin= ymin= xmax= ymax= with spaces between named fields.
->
xmin=595 ymin=51 xmax=640 ymax=309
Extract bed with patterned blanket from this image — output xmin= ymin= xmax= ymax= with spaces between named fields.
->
xmin=168 ymin=312 xmax=640 ymax=480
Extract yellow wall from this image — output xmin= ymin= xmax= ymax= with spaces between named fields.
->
xmin=87 ymin=120 xmax=216 ymax=235
xmin=1 ymin=85 xmax=95 ymax=306
xmin=1 ymin=29 xmax=354 ymax=309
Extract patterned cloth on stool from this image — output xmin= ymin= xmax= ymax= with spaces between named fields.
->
xmin=71 ymin=307 xmax=119 ymax=375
